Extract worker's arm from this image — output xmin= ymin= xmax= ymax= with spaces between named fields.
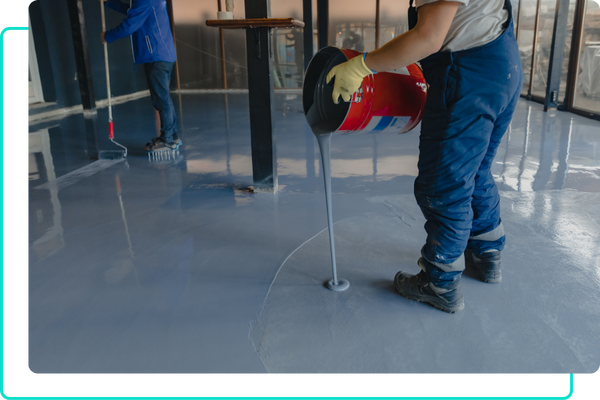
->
xmin=364 ymin=1 xmax=459 ymax=71
xmin=327 ymin=1 xmax=460 ymax=103
xmin=103 ymin=0 xmax=153 ymax=43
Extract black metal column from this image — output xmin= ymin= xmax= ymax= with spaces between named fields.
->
xmin=525 ymin=0 xmax=542 ymax=98
xmin=375 ymin=0 xmax=380 ymax=49
xmin=544 ymin=0 xmax=571 ymax=111
xmin=66 ymin=0 xmax=96 ymax=112
xmin=244 ymin=0 xmax=278 ymax=193
xmin=563 ymin=0 xmax=587 ymax=110
xmin=317 ymin=0 xmax=328 ymax=50
xmin=302 ymin=0 xmax=314 ymax=72
xmin=83 ymin=114 xmax=100 ymax=160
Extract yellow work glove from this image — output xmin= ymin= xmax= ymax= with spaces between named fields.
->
xmin=326 ymin=54 xmax=373 ymax=104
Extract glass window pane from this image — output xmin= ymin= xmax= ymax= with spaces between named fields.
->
xmin=573 ymin=0 xmax=600 ymax=114
xmin=517 ymin=0 xmax=539 ymax=95
xmin=271 ymin=0 xmax=303 ymax=88
xmin=172 ymin=0 xmax=220 ymax=89
xmin=379 ymin=0 xmax=410 ymax=47
xmin=272 ymin=28 xmax=303 ymax=88
xmin=529 ymin=0 xmax=576 ymax=100
xmin=223 ymin=29 xmax=248 ymax=90
xmin=330 ymin=0 xmax=376 ymax=52
xmin=530 ymin=0 xmax=556 ymax=98
xmin=172 ymin=0 xmax=247 ymax=90
xmin=222 ymin=0 xmax=247 ymax=90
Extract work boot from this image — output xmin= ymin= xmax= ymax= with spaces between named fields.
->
xmin=394 ymin=259 xmax=465 ymax=313
xmin=151 ymin=133 xmax=181 ymax=146
xmin=146 ymin=137 xmax=177 ymax=152
xmin=465 ymin=249 xmax=502 ymax=283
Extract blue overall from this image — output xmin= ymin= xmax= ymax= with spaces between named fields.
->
xmin=412 ymin=0 xmax=522 ymax=283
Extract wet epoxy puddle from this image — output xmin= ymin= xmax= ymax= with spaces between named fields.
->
xmin=28 ymin=95 xmax=600 ymax=373
xmin=250 ymin=192 xmax=600 ymax=373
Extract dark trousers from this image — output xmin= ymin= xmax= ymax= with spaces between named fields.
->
xmin=144 ymin=61 xmax=177 ymax=142
xmin=414 ymin=2 xmax=522 ymax=279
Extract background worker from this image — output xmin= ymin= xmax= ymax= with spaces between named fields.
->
xmin=101 ymin=0 xmax=180 ymax=153
xmin=327 ymin=0 xmax=522 ymax=313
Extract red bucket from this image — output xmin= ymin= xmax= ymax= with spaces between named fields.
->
xmin=303 ymin=47 xmax=427 ymax=135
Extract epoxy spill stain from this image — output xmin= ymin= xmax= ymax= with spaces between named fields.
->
xmin=249 ymin=193 xmax=600 ymax=373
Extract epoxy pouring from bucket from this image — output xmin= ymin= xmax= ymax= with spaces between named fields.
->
xmin=315 ymin=132 xmax=349 ymax=292
xmin=303 ymin=46 xmax=427 ymax=292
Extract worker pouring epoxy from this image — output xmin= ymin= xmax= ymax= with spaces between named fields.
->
xmin=327 ymin=0 xmax=522 ymax=313
xmin=101 ymin=0 xmax=180 ymax=153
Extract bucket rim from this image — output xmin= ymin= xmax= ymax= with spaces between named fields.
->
xmin=303 ymin=46 xmax=354 ymax=135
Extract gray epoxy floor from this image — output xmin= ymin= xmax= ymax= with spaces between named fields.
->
xmin=28 ymin=94 xmax=600 ymax=373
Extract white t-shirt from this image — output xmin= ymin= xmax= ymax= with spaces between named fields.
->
xmin=415 ymin=0 xmax=509 ymax=52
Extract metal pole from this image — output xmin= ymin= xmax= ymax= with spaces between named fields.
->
xmin=100 ymin=1 xmax=111 ymax=121
xmin=563 ymin=0 xmax=587 ymax=110
xmin=217 ymin=0 xmax=227 ymax=89
xmin=375 ymin=0 xmax=380 ymax=49
xmin=302 ymin=0 xmax=314 ymax=72
xmin=527 ymin=0 xmax=542 ymax=98
xmin=67 ymin=0 xmax=96 ymax=112
xmin=317 ymin=0 xmax=328 ymax=49
xmin=244 ymin=0 xmax=278 ymax=193
xmin=544 ymin=0 xmax=570 ymax=111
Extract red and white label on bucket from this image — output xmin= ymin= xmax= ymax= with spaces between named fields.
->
xmin=362 ymin=116 xmax=411 ymax=133
xmin=351 ymin=86 xmax=364 ymax=103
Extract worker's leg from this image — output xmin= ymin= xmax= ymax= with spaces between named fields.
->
xmin=416 ymin=3 xmax=522 ymax=278
xmin=394 ymin=53 xmax=498 ymax=313
xmin=468 ymin=88 xmax=521 ymax=252
xmin=414 ymin=63 xmax=496 ymax=281
xmin=144 ymin=61 xmax=177 ymax=143
xmin=464 ymin=5 xmax=522 ymax=281
xmin=464 ymin=82 xmax=521 ymax=282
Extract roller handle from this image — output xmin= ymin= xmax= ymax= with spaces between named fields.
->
xmin=101 ymin=0 xmax=113 ymax=123
xmin=108 ymin=121 xmax=114 ymax=139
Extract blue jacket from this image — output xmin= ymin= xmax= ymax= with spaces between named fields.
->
xmin=104 ymin=0 xmax=176 ymax=64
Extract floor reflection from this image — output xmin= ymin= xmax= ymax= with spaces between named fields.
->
xmin=493 ymin=102 xmax=600 ymax=193
xmin=27 ymin=94 xmax=600 ymax=373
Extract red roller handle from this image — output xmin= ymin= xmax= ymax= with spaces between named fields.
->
xmin=108 ymin=121 xmax=114 ymax=139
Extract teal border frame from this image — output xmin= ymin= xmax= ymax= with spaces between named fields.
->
xmin=10 ymin=18 xmax=576 ymax=388
xmin=0 ymin=24 xmax=29 ymax=397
